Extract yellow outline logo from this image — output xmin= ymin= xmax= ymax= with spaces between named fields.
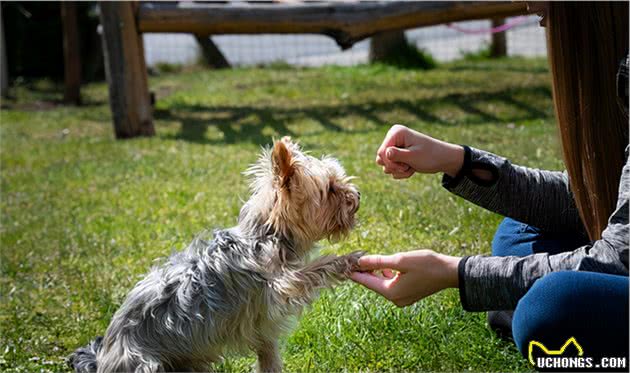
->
xmin=528 ymin=337 xmax=584 ymax=366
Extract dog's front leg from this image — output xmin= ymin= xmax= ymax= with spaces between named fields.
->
xmin=271 ymin=251 xmax=364 ymax=306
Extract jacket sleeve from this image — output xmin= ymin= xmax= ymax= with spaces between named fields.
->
xmin=455 ymin=147 xmax=630 ymax=311
xmin=442 ymin=146 xmax=587 ymax=236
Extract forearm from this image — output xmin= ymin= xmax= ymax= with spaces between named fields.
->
xmin=442 ymin=146 xmax=586 ymax=235
xmin=431 ymin=252 xmax=462 ymax=290
xmin=439 ymin=143 xmax=465 ymax=178
xmin=460 ymin=241 xmax=628 ymax=311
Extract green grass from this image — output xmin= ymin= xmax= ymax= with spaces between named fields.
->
xmin=0 ymin=58 xmax=561 ymax=372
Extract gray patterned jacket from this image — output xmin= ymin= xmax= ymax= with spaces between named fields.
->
xmin=443 ymin=145 xmax=629 ymax=311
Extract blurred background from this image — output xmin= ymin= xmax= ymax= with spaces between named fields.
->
xmin=143 ymin=16 xmax=545 ymax=67
xmin=1 ymin=2 xmax=545 ymax=84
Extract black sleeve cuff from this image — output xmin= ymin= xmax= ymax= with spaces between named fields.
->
xmin=442 ymin=145 xmax=500 ymax=189
xmin=442 ymin=145 xmax=472 ymax=189
xmin=458 ymin=255 xmax=471 ymax=311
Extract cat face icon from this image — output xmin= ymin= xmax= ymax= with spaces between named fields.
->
xmin=528 ymin=337 xmax=584 ymax=366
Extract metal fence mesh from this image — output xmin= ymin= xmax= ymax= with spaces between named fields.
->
xmin=143 ymin=15 xmax=546 ymax=68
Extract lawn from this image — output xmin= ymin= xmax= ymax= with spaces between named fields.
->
xmin=0 ymin=57 xmax=561 ymax=372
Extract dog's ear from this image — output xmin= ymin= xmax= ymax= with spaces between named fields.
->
xmin=272 ymin=139 xmax=295 ymax=189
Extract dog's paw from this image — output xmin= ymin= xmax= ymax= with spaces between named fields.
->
xmin=341 ymin=251 xmax=366 ymax=275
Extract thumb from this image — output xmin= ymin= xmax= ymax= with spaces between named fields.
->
xmin=357 ymin=254 xmax=403 ymax=271
xmin=386 ymin=147 xmax=413 ymax=164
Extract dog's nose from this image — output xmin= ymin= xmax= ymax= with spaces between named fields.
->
xmin=357 ymin=191 xmax=361 ymax=200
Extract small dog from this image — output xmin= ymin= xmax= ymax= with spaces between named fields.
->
xmin=69 ymin=137 xmax=362 ymax=372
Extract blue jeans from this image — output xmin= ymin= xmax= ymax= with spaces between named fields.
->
xmin=492 ymin=218 xmax=629 ymax=360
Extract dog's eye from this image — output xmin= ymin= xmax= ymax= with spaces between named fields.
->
xmin=328 ymin=182 xmax=335 ymax=194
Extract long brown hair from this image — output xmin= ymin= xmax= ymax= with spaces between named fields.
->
xmin=546 ymin=1 xmax=628 ymax=240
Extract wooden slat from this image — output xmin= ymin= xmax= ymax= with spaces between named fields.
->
xmin=138 ymin=1 xmax=529 ymax=48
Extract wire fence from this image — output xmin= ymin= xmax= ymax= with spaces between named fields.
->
xmin=142 ymin=15 xmax=546 ymax=68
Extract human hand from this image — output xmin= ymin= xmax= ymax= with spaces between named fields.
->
xmin=376 ymin=124 xmax=465 ymax=179
xmin=350 ymin=250 xmax=460 ymax=307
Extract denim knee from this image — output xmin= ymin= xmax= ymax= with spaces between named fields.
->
xmin=491 ymin=217 xmax=535 ymax=257
xmin=512 ymin=271 xmax=629 ymax=359
xmin=512 ymin=271 xmax=574 ymax=355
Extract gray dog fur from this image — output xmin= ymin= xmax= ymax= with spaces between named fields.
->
xmin=69 ymin=137 xmax=362 ymax=372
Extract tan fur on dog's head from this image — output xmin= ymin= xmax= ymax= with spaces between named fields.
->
xmin=242 ymin=136 xmax=360 ymax=249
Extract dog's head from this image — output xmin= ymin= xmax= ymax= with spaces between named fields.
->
xmin=242 ymin=137 xmax=359 ymax=245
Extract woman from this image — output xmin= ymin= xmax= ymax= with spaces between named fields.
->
xmin=351 ymin=1 xmax=629 ymax=364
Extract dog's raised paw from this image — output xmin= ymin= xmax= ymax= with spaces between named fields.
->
xmin=343 ymin=251 xmax=366 ymax=274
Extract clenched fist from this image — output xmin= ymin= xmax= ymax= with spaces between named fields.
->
xmin=376 ymin=124 xmax=465 ymax=179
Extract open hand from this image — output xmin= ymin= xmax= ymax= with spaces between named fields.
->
xmin=350 ymin=250 xmax=461 ymax=307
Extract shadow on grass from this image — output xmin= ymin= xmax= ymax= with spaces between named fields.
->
xmin=1 ymin=79 xmax=107 ymax=110
xmin=1 ymin=98 xmax=106 ymax=111
xmin=156 ymin=85 xmax=552 ymax=145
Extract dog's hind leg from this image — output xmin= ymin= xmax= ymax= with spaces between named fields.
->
xmin=254 ymin=339 xmax=282 ymax=373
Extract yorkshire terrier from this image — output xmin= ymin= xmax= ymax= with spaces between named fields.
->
xmin=69 ymin=137 xmax=362 ymax=372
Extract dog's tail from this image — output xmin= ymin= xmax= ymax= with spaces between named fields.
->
xmin=67 ymin=336 xmax=103 ymax=373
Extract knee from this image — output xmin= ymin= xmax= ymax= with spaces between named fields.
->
xmin=513 ymin=271 xmax=629 ymax=360
xmin=491 ymin=218 xmax=527 ymax=257
xmin=512 ymin=271 xmax=578 ymax=355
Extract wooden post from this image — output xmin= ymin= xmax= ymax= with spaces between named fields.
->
xmin=1 ymin=4 xmax=8 ymax=98
xmin=61 ymin=2 xmax=82 ymax=105
xmin=490 ymin=18 xmax=507 ymax=58
xmin=133 ymin=2 xmax=153 ymax=108
xmin=99 ymin=1 xmax=154 ymax=138
xmin=195 ymin=34 xmax=230 ymax=69
xmin=369 ymin=30 xmax=407 ymax=63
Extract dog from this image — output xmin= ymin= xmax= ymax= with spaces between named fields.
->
xmin=69 ymin=137 xmax=363 ymax=372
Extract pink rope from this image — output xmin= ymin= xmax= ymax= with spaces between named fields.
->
xmin=446 ymin=16 xmax=530 ymax=35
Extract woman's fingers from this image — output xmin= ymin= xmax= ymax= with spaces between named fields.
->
xmin=382 ymin=162 xmax=411 ymax=175
xmin=381 ymin=268 xmax=396 ymax=279
xmin=385 ymin=147 xmax=414 ymax=165
xmin=357 ymin=254 xmax=403 ymax=271
xmin=392 ymin=168 xmax=415 ymax=179
xmin=351 ymin=271 xmax=413 ymax=305
xmin=392 ymin=162 xmax=411 ymax=173
xmin=377 ymin=128 xmax=405 ymax=170
xmin=349 ymin=271 xmax=392 ymax=295
xmin=376 ymin=154 xmax=384 ymax=166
